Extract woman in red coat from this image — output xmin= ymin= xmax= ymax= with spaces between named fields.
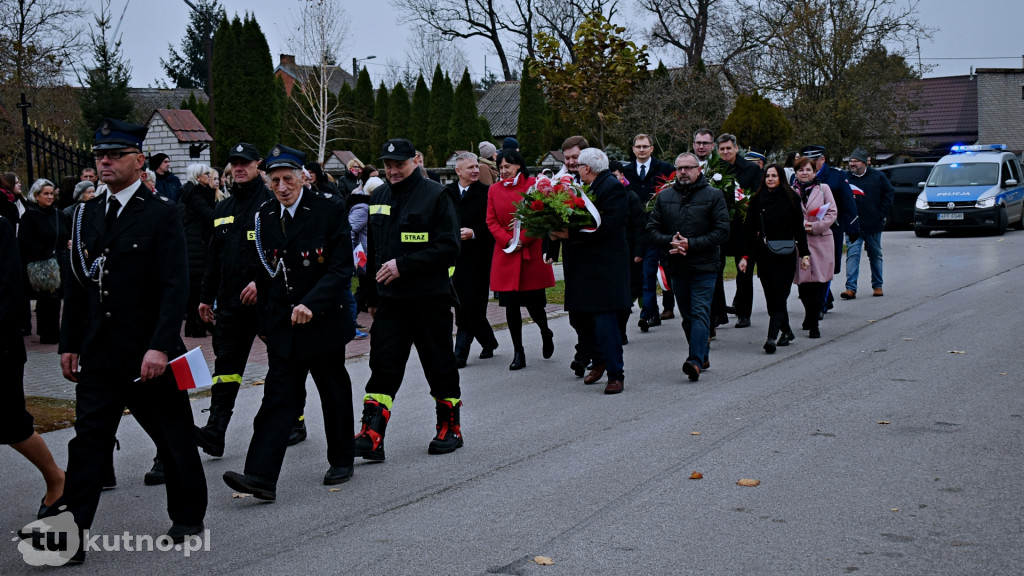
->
xmin=486 ymin=150 xmax=555 ymax=370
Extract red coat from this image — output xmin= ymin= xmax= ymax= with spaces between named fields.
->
xmin=486 ymin=175 xmax=555 ymax=292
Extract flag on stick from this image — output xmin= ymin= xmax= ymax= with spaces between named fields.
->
xmin=169 ymin=347 xmax=214 ymax=391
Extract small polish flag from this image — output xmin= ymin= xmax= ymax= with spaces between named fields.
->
xmin=353 ymin=243 xmax=367 ymax=268
xmin=810 ymin=202 xmax=831 ymax=221
xmin=850 ymin=183 xmax=865 ymax=196
xmin=169 ymin=347 xmax=213 ymax=391
xmin=657 ymin=265 xmax=670 ymax=291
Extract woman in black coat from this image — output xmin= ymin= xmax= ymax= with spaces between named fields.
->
xmin=180 ymin=163 xmax=217 ymax=337
xmin=18 ymin=179 xmax=70 ymax=343
xmin=738 ymin=164 xmax=810 ymax=354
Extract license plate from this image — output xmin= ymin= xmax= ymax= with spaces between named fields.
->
xmin=938 ymin=213 xmax=964 ymax=220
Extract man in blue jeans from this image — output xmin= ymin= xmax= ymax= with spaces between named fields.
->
xmin=842 ymin=148 xmax=893 ymax=299
xmin=646 ymin=153 xmax=730 ymax=381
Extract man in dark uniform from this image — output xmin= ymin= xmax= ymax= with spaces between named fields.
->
xmin=447 ymin=152 xmax=498 ymax=368
xmin=223 ymin=145 xmax=355 ymax=501
xmin=354 ymin=138 xmax=463 ymax=461
xmin=51 ymin=118 xmax=207 ymax=561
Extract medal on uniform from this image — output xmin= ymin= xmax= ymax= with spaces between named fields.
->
xmin=301 ymin=250 xmax=310 ymax=267
xmin=316 ymin=247 xmax=324 ymax=263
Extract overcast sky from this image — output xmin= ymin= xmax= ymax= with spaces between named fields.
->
xmin=113 ymin=0 xmax=1024 ymax=88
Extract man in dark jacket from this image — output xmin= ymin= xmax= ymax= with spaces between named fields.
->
xmin=624 ymin=134 xmax=675 ymax=331
xmin=53 ymin=118 xmax=206 ymax=560
xmin=716 ymin=133 xmax=761 ymax=328
xmin=447 ymin=152 xmax=498 ymax=367
xmin=842 ymin=147 xmax=892 ymax=298
xmin=354 ymin=138 xmax=463 ymax=462
xmin=222 ymin=144 xmax=355 ymax=501
xmin=552 ymin=148 xmax=631 ymax=394
xmin=646 ymin=152 xmax=730 ymax=382
xmin=150 ymin=152 xmax=182 ymax=202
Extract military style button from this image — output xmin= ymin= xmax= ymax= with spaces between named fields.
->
xmin=282 ymin=250 xmax=287 ymax=255
xmin=103 ymin=269 xmax=109 ymax=275
xmin=105 ymin=312 xmax=111 ymax=318
xmin=132 ymin=243 xmax=138 ymax=248
xmin=104 ymin=248 xmax=110 ymax=254
xmin=102 ymin=291 xmax=109 ymax=296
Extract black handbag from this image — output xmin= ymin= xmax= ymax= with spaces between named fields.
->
xmin=26 ymin=209 xmax=62 ymax=293
xmin=760 ymin=211 xmax=795 ymax=256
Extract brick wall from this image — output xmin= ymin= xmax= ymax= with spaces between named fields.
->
xmin=977 ymin=70 xmax=1024 ymax=150
xmin=142 ymin=115 xmax=211 ymax=175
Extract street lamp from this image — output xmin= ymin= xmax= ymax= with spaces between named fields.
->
xmin=352 ymin=55 xmax=376 ymax=81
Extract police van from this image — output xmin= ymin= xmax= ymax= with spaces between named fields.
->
xmin=913 ymin=144 xmax=1024 ymax=237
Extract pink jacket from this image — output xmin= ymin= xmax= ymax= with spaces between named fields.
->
xmin=794 ymin=182 xmax=837 ymax=284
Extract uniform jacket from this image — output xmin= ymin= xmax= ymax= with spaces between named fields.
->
xmin=845 ymin=167 xmax=894 ymax=233
xmin=60 ymin=183 xmax=188 ymax=374
xmin=179 ymin=181 xmax=217 ymax=277
xmin=793 ymin=181 xmax=838 ymax=284
xmin=447 ymin=180 xmax=495 ymax=305
xmin=365 ymin=169 xmax=460 ymax=303
xmin=817 ymin=163 xmax=860 ymax=237
xmin=201 ymin=177 xmax=274 ymax=308
xmin=486 ymin=175 xmax=555 ymax=292
xmin=560 ymin=170 xmax=631 ymax=312
xmin=647 ymin=175 xmax=730 ymax=275
xmin=623 ymin=156 xmax=674 ymax=204
xmin=254 ymin=191 xmax=354 ymax=358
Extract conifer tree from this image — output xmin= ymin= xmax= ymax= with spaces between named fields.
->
xmin=352 ymin=68 xmax=375 ymax=161
xmin=426 ymin=65 xmax=453 ymax=166
xmin=387 ymin=82 xmax=411 ymax=140
xmin=372 ymin=82 xmax=390 ymax=158
xmin=410 ymin=74 xmax=431 ymax=149
xmin=449 ymin=69 xmax=480 ymax=154
xmin=516 ymin=58 xmax=548 ymax=164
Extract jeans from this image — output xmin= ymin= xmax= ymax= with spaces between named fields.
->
xmin=641 ymin=245 xmax=662 ymax=319
xmin=845 ymin=232 xmax=883 ymax=291
xmin=671 ymin=272 xmax=717 ymax=365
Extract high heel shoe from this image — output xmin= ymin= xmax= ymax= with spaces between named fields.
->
xmin=541 ymin=329 xmax=554 ymax=359
xmin=509 ymin=348 xmax=526 ymax=370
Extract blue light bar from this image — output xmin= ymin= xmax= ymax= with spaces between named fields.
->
xmin=951 ymin=144 xmax=1007 ymax=153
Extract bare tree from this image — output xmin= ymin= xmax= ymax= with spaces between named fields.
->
xmin=404 ymin=28 xmax=471 ymax=81
xmin=0 ymin=0 xmax=88 ymax=87
xmin=287 ymin=0 xmax=350 ymax=163
xmin=533 ymin=0 xmax=620 ymax=64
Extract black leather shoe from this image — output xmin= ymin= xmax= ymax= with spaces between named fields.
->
xmin=647 ymin=316 xmax=662 ymax=328
xmin=509 ymin=348 xmax=526 ymax=370
xmin=638 ymin=317 xmax=650 ymax=332
xmin=570 ymin=360 xmax=586 ymax=377
xmin=478 ymin=348 xmax=495 ymax=359
xmin=144 ymin=457 xmax=165 ymax=486
xmin=735 ymin=317 xmax=751 ymax=328
xmin=541 ymin=329 xmax=554 ymax=359
xmin=167 ymin=523 xmax=204 ymax=544
xmin=323 ymin=465 xmax=354 ymax=485
xmin=724 ymin=305 xmax=737 ymax=315
xmin=682 ymin=361 xmax=701 ymax=381
xmin=223 ymin=471 xmax=276 ymax=501
xmin=809 ymin=328 xmax=821 ymax=339
xmin=763 ymin=338 xmax=776 ymax=354
xmin=287 ymin=420 xmax=307 ymax=446
xmin=778 ymin=331 xmax=794 ymax=346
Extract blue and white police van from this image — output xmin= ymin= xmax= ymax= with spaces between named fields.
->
xmin=913 ymin=144 xmax=1024 ymax=237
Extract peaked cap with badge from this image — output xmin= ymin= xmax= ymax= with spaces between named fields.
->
xmin=93 ymin=118 xmax=147 ymax=150
xmin=263 ymin=144 xmax=307 ymax=171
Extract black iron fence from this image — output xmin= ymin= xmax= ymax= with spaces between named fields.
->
xmin=18 ymin=93 xmax=93 ymax=185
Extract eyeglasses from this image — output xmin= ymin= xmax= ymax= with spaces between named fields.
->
xmin=93 ymin=149 xmax=140 ymax=160
xmin=633 ymin=144 xmax=652 ymax=150
xmin=693 ymin=141 xmax=713 ymax=146
xmin=675 ymin=165 xmax=699 ymax=171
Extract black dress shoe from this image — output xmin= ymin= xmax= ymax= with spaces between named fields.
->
xmin=778 ymin=331 xmax=794 ymax=346
xmin=509 ymin=348 xmax=526 ymax=370
xmin=724 ymin=305 xmax=737 ymax=315
xmin=638 ymin=317 xmax=650 ymax=332
xmin=323 ymin=465 xmax=354 ymax=485
xmin=570 ymin=360 xmax=586 ymax=378
xmin=735 ymin=317 xmax=751 ymax=328
xmin=144 ymin=457 xmax=165 ymax=486
xmin=223 ymin=471 xmax=277 ymax=501
xmin=541 ymin=329 xmax=554 ymax=359
xmin=478 ymin=348 xmax=495 ymax=359
xmin=167 ymin=523 xmax=204 ymax=544
xmin=763 ymin=338 xmax=776 ymax=354
xmin=809 ymin=328 xmax=821 ymax=339
xmin=287 ymin=420 xmax=307 ymax=446
xmin=647 ymin=316 xmax=662 ymax=327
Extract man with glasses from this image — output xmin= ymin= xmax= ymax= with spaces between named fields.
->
xmin=624 ymin=134 xmax=674 ymax=332
xmin=48 ymin=118 xmax=206 ymax=562
xmin=692 ymin=129 xmax=716 ymax=168
xmin=646 ymin=153 xmax=729 ymax=382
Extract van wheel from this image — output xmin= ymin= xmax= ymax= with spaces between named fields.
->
xmin=914 ymin=226 xmax=930 ymax=238
xmin=1015 ymin=209 xmax=1024 ymax=230
xmin=995 ymin=207 xmax=1008 ymax=235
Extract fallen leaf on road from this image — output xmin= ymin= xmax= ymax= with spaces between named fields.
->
xmin=868 ymin=319 xmax=877 ymax=323
xmin=690 ymin=431 xmax=701 ymax=436
xmin=891 ymin=508 xmax=899 ymax=512
xmin=232 ymin=493 xmax=251 ymax=498
xmin=533 ymin=556 xmax=554 ymax=565
xmin=903 ymin=338 xmax=914 ymax=341
xmin=736 ymin=478 xmax=760 ymax=487
xmin=878 ymin=421 xmax=891 ymax=425
xmin=949 ymin=350 xmax=966 ymax=354
xmin=1000 ymin=372 xmax=1008 ymax=376
xmin=690 ymin=472 xmax=703 ymax=480
xmin=328 ymin=488 xmax=341 ymax=492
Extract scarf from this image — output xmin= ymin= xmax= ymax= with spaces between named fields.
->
xmin=794 ymin=178 xmax=819 ymax=205
xmin=0 ymin=187 xmax=14 ymax=204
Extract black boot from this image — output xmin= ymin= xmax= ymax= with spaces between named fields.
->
xmin=541 ymin=329 xmax=554 ymax=359
xmin=509 ymin=347 xmax=526 ymax=370
xmin=196 ymin=407 xmax=232 ymax=457
xmin=354 ymin=400 xmax=390 ymax=461
xmin=144 ymin=456 xmax=165 ymax=486
xmin=428 ymin=399 xmax=464 ymax=454
xmin=287 ymin=418 xmax=307 ymax=446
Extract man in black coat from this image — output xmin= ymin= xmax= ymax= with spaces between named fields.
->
xmin=552 ymin=148 xmax=631 ymax=394
xmin=623 ymin=134 xmax=675 ymax=331
xmin=53 ymin=118 xmax=206 ymax=561
xmin=222 ymin=145 xmax=356 ymax=501
xmin=447 ymin=152 xmax=498 ymax=367
xmin=716 ymin=133 xmax=762 ymax=328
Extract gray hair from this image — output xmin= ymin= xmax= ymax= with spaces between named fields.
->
xmin=716 ymin=133 xmax=738 ymax=147
xmin=144 ymin=169 xmax=156 ymax=183
xmin=73 ymin=180 xmax=95 ymax=202
xmin=675 ymin=152 xmax=700 ymax=165
xmin=454 ymin=152 xmax=478 ymax=164
xmin=577 ymin=148 xmax=609 ymax=173
xmin=186 ymin=163 xmax=210 ymax=185
xmin=27 ymin=178 xmax=55 ymax=204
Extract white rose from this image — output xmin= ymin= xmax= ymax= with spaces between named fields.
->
xmin=712 ymin=173 xmax=723 ymax=182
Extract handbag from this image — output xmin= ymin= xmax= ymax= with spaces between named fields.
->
xmin=760 ymin=211 xmax=795 ymax=256
xmin=26 ymin=209 xmax=62 ymax=293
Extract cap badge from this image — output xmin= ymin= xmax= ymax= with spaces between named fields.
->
xmin=100 ymin=123 xmax=111 ymax=136
xmin=271 ymin=146 xmax=281 ymax=157
xmin=388 ymin=143 xmax=395 ymax=152
xmin=236 ymin=145 xmax=244 ymax=152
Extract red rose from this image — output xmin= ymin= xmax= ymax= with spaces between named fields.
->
xmin=574 ymin=196 xmax=586 ymax=208
xmin=530 ymin=200 xmax=545 ymax=211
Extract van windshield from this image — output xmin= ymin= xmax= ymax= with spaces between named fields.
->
xmin=927 ymin=163 xmax=999 ymax=187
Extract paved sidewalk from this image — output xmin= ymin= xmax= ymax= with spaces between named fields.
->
xmin=22 ymin=300 xmax=567 ymax=401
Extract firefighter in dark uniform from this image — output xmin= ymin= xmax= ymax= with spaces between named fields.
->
xmin=52 ymin=118 xmax=207 ymax=561
xmin=222 ymin=145 xmax=356 ymax=501
xmin=194 ymin=143 xmax=307 ymax=459
xmin=354 ymin=138 xmax=463 ymax=461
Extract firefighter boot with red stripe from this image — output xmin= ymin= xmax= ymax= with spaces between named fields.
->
xmin=428 ymin=398 xmax=464 ymax=455
xmin=354 ymin=399 xmax=390 ymax=461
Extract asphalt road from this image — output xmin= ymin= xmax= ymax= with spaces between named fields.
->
xmin=3 ymin=229 xmax=1023 ymax=574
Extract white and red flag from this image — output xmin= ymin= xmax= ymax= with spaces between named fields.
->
xmin=850 ymin=183 xmax=865 ymax=196
xmin=169 ymin=347 xmax=214 ymax=391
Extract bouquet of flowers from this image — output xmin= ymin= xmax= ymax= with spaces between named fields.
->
xmin=512 ymin=174 xmax=599 ymax=239
xmin=645 ymin=171 xmax=677 ymax=212
xmin=704 ymin=155 xmax=748 ymax=221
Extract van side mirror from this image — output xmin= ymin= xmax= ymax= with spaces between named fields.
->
xmin=1004 ymin=179 xmax=1018 ymax=187
xmin=917 ymin=181 xmax=926 ymax=189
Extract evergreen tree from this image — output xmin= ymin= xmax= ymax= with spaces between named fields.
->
xmin=387 ymin=82 xmax=411 ymax=140
xmin=721 ymin=92 xmax=793 ymax=154
xmin=372 ymin=82 xmax=390 ymax=158
xmin=410 ymin=74 xmax=431 ymax=149
xmin=478 ymin=116 xmax=492 ymax=146
xmin=352 ymin=67 xmax=375 ymax=161
xmin=335 ymin=82 xmax=354 ymax=151
xmin=160 ymin=0 xmax=225 ymax=93
xmin=79 ymin=0 xmax=134 ymax=133
xmin=179 ymin=92 xmax=210 ymax=129
xmin=426 ymin=65 xmax=453 ymax=166
xmin=449 ymin=69 xmax=480 ymax=154
xmin=516 ymin=58 xmax=548 ymax=164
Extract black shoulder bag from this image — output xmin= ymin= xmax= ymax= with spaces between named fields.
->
xmin=760 ymin=210 xmax=795 ymax=256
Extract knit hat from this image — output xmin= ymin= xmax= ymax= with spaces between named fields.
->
xmin=502 ymin=137 xmax=519 ymax=150
xmin=364 ymin=176 xmax=385 ymax=194
xmin=849 ymin=147 xmax=869 ymax=164
xmin=478 ymin=141 xmax=497 ymax=159
xmin=149 ymin=153 xmax=169 ymax=171
xmin=73 ymin=180 xmax=95 ymax=202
